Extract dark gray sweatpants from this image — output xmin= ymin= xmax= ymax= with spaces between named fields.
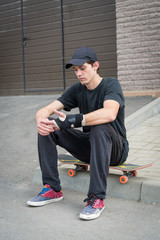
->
xmin=38 ymin=124 xmax=124 ymax=199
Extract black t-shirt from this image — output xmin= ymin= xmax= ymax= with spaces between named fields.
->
xmin=58 ymin=78 xmax=129 ymax=161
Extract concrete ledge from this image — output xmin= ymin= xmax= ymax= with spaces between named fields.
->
xmin=124 ymin=90 xmax=160 ymax=98
xmin=125 ymin=97 xmax=160 ymax=130
xmin=33 ymin=167 xmax=89 ymax=193
xmin=141 ymin=179 xmax=160 ymax=204
xmin=33 ymin=167 xmax=160 ymax=204
xmin=107 ymin=174 xmax=142 ymax=201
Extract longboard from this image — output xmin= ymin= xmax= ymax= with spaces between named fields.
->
xmin=58 ymin=154 xmax=152 ymax=184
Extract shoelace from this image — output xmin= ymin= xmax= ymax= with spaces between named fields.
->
xmin=84 ymin=194 xmax=98 ymax=207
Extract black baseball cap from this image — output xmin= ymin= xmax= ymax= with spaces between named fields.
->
xmin=65 ymin=47 xmax=98 ymax=69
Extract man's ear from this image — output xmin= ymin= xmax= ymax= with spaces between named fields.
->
xmin=93 ymin=61 xmax=100 ymax=71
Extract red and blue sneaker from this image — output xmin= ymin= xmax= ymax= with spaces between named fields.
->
xmin=27 ymin=184 xmax=63 ymax=207
xmin=79 ymin=194 xmax=105 ymax=220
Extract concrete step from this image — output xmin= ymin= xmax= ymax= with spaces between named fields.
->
xmin=33 ymin=166 xmax=160 ymax=204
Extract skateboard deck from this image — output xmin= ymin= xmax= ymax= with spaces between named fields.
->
xmin=58 ymin=154 xmax=152 ymax=184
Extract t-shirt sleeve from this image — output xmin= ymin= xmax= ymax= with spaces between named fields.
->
xmin=104 ymin=78 xmax=124 ymax=108
xmin=57 ymin=83 xmax=79 ymax=111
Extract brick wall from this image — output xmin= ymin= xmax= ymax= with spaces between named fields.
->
xmin=116 ymin=0 xmax=160 ymax=95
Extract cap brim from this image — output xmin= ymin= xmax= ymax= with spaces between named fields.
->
xmin=65 ymin=58 xmax=88 ymax=69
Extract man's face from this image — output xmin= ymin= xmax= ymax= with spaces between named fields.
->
xmin=73 ymin=63 xmax=97 ymax=85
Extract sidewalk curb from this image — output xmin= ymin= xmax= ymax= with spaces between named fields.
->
xmin=125 ymin=97 xmax=160 ymax=130
xmin=33 ymin=167 xmax=160 ymax=204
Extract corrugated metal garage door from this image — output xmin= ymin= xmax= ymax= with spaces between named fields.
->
xmin=0 ymin=0 xmax=116 ymax=95
xmin=0 ymin=0 xmax=23 ymax=95
xmin=22 ymin=0 xmax=65 ymax=92
xmin=63 ymin=0 xmax=117 ymax=87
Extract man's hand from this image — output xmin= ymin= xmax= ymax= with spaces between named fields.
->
xmin=37 ymin=109 xmax=84 ymax=135
xmin=35 ymin=100 xmax=65 ymax=136
xmin=36 ymin=118 xmax=55 ymax=136
xmin=52 ymin=110 xmax=84 ymax=130
xmin=53 ymin=109 xmax=66 ymax=119
xmin=36 ymin=110 xmax=67 ymax=136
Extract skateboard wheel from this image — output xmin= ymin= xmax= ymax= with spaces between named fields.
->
xmin=68 ymin=169 xmax=76 ymax=177
xmin=131 ymin=170 xmax=137 ymax=177
xmin=120 ymin=175 xmax=128 ymax=184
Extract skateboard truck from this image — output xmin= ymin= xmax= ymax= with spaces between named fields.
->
xmin=119 ymin=170 xmax=138 ymax=184
xmin=68 ymin=164 xmax=88 ymax=177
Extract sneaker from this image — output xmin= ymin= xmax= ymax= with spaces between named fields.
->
xmin=27 ymin=184 xmax=63 ymax=207
xmin=79 ymin=194 xmax=105 ymax=220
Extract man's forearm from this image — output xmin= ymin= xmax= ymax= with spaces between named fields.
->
xmin=84 ymin=108 xmax=114 ymax=126
xmin=84 ymin=100 xmax=120 ymax=126
xmin=36 ymin=100 xmax=64 ymax=122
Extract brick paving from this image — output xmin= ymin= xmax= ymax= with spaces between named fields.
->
xmin=127 ymin=113 xmax=160 ymax=179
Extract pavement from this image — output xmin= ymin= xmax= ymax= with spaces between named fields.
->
xmin=1 ymin=186 xmax=160 ymax=240
xmin=0 ymin=94 xmax=160 ymax=240
xmin=0 ymin=95 xmax=160 ymax=205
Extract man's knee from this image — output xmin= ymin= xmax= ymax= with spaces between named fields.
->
xmin=38 ymin=132 xmax=57 ymax=145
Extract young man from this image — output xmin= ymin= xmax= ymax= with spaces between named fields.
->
xmin=27 ymin=47 xmax=129 ymax=220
